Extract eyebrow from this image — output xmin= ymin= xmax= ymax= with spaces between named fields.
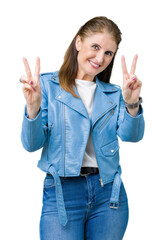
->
xmin=92 ymin=43 xmax=115 ymax=54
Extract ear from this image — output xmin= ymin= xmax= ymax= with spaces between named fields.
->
xmin=75 ymin=35 xmax=82 ymax=51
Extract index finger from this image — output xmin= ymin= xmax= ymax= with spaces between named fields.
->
xmin=22 ymin=57 xmax=32 ymax=80
xmin=121 ymin=55 xmax=128 ymax=76
xmin=130 ymin=54 xmax=138 ymax=75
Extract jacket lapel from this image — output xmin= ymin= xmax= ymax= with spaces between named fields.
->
xmin=91 ymin=77 xmax=118 ymax=128
xmin=51 ymin=72 xmax=119 ymax=122
xmin=52 ymin=72 xmax=89 ymax=119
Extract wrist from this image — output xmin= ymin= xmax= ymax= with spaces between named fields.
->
xmin=126 ymin=106 xmax=139 ymax=117
xmin=125 ymin=97 xmax=142 ymax=109
xmin=26 ymin=104 xmax=40 ymax=119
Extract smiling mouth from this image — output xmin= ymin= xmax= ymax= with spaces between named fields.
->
xmin=88 ymin=60 xmax=101 ymax=69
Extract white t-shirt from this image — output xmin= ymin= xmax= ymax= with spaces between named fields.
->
xmin=75 ymin=79 xmax=98 ymax=168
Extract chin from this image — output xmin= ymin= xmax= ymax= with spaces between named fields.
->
xmin=86 ymin=66 xmax=100 ymax=76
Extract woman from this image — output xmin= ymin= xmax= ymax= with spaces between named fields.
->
xmin=20 ymin=16 xmax=144 ymax=240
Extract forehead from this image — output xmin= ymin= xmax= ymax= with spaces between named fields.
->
xmin=83 ymin=32 xmax=117 ymax=51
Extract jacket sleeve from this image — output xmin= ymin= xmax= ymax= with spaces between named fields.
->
xmin=20 ymin=74 xmax=48 ymax=152
xmin=117 ymin=90 xmax=145 ymax=142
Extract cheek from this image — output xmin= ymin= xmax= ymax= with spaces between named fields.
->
xmin=78 ymin=50 xmax=89 ymax=62
xmin=77 ymin=52 xmax=85 ymax=66
xmin=105 ymin=57 xmax=113 ymax=66
xmin=101 ymin=62 xmax=109 ymax=70
xmin=84 ymin=49 xmax=95 ymax=60
xmin=99 ymin=58 xmax=113 ymax=71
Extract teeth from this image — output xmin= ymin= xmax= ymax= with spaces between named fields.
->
xmin=89 ymin=61 xmax=100 ymax=68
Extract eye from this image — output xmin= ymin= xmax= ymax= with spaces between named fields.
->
xmin=105 ymin=51 xmax=113 ymax=56
xmin=92 ymin=44 xmax=99 ymax=50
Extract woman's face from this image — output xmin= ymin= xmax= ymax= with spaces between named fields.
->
xmin=75 ymin=31 xmax=117 ymax=81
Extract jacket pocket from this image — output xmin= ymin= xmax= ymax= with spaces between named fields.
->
xmin=100 ymin=139 xmax=120 ymax=156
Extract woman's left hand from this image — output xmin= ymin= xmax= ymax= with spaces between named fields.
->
xmin=121 ymin=54 xmax=142 ymax=104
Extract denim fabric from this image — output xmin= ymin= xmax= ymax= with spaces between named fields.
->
xmin=40 ymin=173 xmax=129 ymax=240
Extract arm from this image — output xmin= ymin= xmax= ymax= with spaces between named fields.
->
xmin=21 ymin=72 xmax=48 ymax=152
xmin=117 ymin=91 xmax=145 ymax=142
xmin=117 ymin=55 xmax=145 ymax=141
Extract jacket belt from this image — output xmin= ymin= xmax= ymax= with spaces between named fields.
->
xmin=109 ymin=172 xmax=122 ymax=209
xmin=47 ymin=165 xmax=122 ymax=226
xmin=48 ymin=165 xmax=68 ymax=226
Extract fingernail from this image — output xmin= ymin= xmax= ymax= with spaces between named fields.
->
xmin=132 ymin=76 xmax=136 ymax=81
xmin=30 ymin=81 xmax=33 ymax=85
xmin=33 ymin=87 xmax=36 ymax=91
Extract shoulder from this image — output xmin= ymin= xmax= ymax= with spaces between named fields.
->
xmin=106 ymin=82 xmax=121 ymax=91
xmin=39 ymin=71 xmax=55 ymax=81
xmin=39 ymin=71 xmax=59 ymax=88
xmin=110 ymin=83 xmax=121 ymax=89
xmin=96 ymin=78 xmax=121 ymax=93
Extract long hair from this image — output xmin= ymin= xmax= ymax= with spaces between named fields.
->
xmin=58 ymin=16 xmax=122 ymax=98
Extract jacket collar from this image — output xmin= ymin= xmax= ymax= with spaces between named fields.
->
xmin=51 ymin=71 xmax=119 ymax=93
xmin=51 ymin=71 xmax=119 ymax=125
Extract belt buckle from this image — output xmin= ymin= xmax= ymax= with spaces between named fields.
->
xmin=109 ymin=202 xmax=119 ymax=209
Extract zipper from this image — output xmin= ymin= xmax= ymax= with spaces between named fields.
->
xmin=97 ymin=158 xmax=104 ymax=187
xmin=98 ymin=109 xmax=114 ymax=130
xmin=91 ymin=105 xmax=117 ymax=187
xmin=99 ymin=178 xmax=104 ymax=187
xmin=98 ymin=105 xmax=117 ymax=185
xmin=92 ymin=104 xmax=117 ymax=130
xmin=47 ymin=123 xmax=53 ymax=160
xmin=63 ymin=104 xmax=66 ymax=177
xmin=97 ymin=159 xmax=104 ymax=187
xmin=91 ymin=129 xmax=104 ymax=187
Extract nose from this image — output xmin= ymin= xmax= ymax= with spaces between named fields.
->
xmin=95 ymin=51 xmax=104 ymax=65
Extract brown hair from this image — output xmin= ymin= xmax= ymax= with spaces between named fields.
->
xmin=58 ymin=16 xmax=122 ymax=98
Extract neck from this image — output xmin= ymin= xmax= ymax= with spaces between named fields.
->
xmin=76 ymin=72 xmax=95 ymax=82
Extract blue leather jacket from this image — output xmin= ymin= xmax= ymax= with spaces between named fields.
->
xmin=21 ymin=70 xmax=144 ymax=181
xmin=21 ymin=71 xmax=145 ymax=225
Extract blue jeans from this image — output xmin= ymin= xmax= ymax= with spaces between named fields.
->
xmin=40 ymin=173 xmax=129 ymax=240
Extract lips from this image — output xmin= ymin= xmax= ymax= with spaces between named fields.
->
xmin=88 ymin=60 xmax=101 ymax=69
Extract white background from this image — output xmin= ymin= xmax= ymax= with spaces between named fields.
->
xmin=0 ymin=0 xmax=164 ymax=239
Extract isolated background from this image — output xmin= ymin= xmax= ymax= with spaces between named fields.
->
xmin=0 ymin=0 xmax=163 ymax=239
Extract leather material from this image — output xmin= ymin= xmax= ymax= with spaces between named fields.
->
xmin=21 ymin=71 xmax=145 ymax=185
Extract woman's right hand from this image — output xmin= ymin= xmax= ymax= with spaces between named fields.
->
xmin=21 ymin=57 xmax=42 ymax=118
